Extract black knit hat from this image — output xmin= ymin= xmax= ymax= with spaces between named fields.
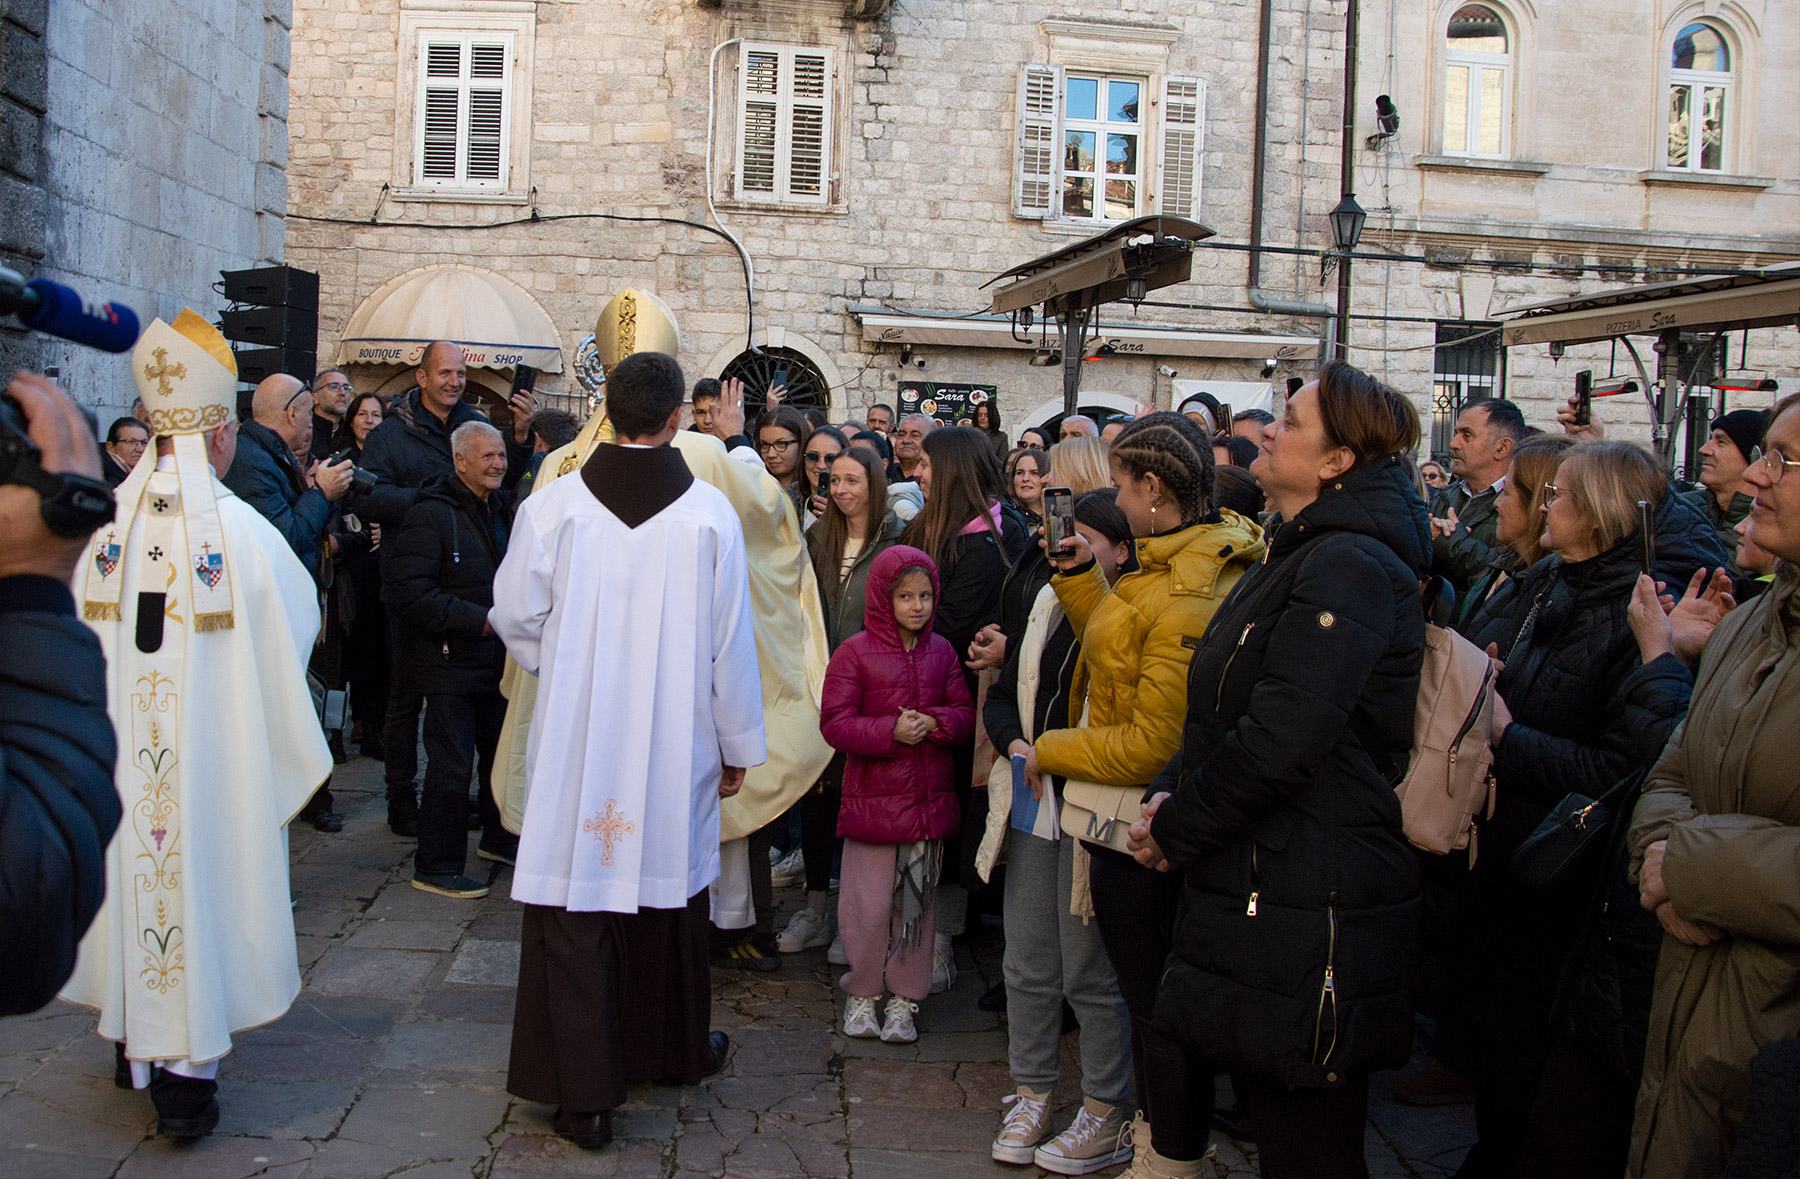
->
xmin=1711 ymin=408 xmax=1769 ymax=463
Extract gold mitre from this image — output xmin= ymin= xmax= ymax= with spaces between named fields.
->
xmin=133 ymin=310 xmax=238 ymax=436
xmin=594 ymin=287 xmax=681 ymax=370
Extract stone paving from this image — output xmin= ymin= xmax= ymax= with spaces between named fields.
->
xmin=0 ymin=754 xmax=1475 ymax=1178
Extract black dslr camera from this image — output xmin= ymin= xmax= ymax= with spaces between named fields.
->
xmin=0 ymin=394 xmax=115 ymax=537
xmin=327 ymin=447 xmax=378 ymax=496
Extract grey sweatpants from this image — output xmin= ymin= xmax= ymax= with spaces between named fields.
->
xmin=1001 ymin=825 xmax=1133 ymax=1104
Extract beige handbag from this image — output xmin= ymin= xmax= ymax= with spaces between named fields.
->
xmin=1059 ymin=779 xmax=1145 ymax=853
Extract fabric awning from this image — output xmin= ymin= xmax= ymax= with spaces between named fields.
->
xmin=336 ymin=264 xmax=564 ymax=373
xmin=848 ymin=304 xmax=1319 ymax=362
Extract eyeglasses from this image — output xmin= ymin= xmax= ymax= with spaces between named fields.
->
xmin=1751 ymin=446 xmax=1800 ymax=486
xmin=316 ymin=380 xmax=353 ymax=394
xmin=1542 ymin=482 xmax=1562 ymax=506
xmin=804 ymin=449 xmax=839 ymax=465
xmin=757 ymin=438 xmax=797 ymax=455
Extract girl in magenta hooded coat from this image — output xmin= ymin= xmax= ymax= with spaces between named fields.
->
xmin=819 ymin=545 xmax=975 ymax=1042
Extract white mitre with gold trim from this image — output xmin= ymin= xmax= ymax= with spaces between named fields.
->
xmin=81 ymin=310 xmax=239 ymax=630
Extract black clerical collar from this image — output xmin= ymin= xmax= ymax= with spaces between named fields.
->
xmin=579 ymin=442 xmax=695 ymax=528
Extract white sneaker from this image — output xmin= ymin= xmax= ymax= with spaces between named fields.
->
xmin=770 ymin=847 xmax=805 ymax=888
xmin=827 ymin=932 xmax=848 ymax=966
xmin=843 ymin=994 xmax=881 ymax=1039
xmin=990 ymin=1085 xmax=1053 ymax=1165
xmin=1034 ymin=1097 xmax=1134 ymax=1175
xmin=879 ymin=996 xmax=919 ymax=1044
xmin=930 ymin=943 xmax=957 ymax=994
xmin=777 ymin=905 xmax=832 ymax=953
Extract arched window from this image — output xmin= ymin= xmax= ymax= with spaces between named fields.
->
xmin=1666 ymin=21 xmax=1731 ymax=172
xmin=1443 ymin=4 xmax=1511 ymax=158
xmin=720 ymin=345 xmax=832 ymax=414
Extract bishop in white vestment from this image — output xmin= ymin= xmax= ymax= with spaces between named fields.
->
xmin=489 ymin=351 xmax=765 ymax=1147
xmin=62 ymin=312 xmax=331 ymax=1137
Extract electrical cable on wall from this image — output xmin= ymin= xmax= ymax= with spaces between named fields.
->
xmin=287 ymin=209 xmax=758 ymax=357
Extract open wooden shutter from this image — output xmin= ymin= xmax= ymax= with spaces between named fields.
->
xmin=1013 ymin=64 xmax=1060 ymax=219
xmin=465 ymin=42 xmax=508 ymax=182
xmin=738 ymin=48 xmax=780 ymax=197
xmin=1157 ymin=75 xmax=1204 ymax=218
xmin=787 ymin=51 xmax=830 ymax=201
xmin=419 ymin=41 xmax=462 ymax=180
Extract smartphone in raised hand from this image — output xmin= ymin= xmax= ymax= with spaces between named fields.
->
xmin=1044 ymin=486 xmax=1076 ymax=556
xmin=1638 ymin=500 xmax=1655 ymax=576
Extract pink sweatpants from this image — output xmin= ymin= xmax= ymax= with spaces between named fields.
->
xmin=837 ymin=839 xmax=935 ymax=1002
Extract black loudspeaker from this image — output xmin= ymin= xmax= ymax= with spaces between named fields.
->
xmin=219 ymin=265 xmax=320 ymax=384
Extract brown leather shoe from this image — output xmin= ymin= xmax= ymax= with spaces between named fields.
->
xmin=552 ymin=1107 xmax=613 ymax=1149
xmin=1393 ymin=1059 xmax=1476 ymax=1106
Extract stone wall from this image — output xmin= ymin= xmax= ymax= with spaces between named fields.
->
xmin=285 ymin=0 xmax=1342 ymax=428
xmin=21 ymin=0 xmax=291 ymax=415
xmin=285 ymin=0 xmax=1797 ymax=438
xmin=0 ymin=0 xmax=47 ymax=376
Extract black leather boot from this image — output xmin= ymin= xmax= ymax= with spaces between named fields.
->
xmin=387 ymin=785 xmax=419 ymax=837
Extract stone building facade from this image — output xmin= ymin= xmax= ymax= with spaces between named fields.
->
xmin=1349 ymin=0 xmax=1800 ymax=455
xmin=283 ymin=0 xmax=1798 ymax=441
xmin=0 ymin=0 xmax=293 ymax=416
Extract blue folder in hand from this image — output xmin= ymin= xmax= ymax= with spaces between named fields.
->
xmin=1009 ymin=753 xmax=1059 ymax=840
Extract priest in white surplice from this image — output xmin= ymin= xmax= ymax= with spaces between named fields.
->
xmin=489 ymin=350 xmax=765 ymax=1150
xmin=62 ymin=311 xmax=331 ymax=1138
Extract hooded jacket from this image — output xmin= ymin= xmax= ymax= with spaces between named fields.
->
xmin=1627 ymin=565 xmax=1800 ymax=1179
xmin=1147 ymin=456 xmax=1430 ymax=1089
xmin=820 ymin=546 xmax=976 ymax=845
xmin=1035 ymin=509 xmax=1266 ymax=788
xmin=383 ymin=474 xmax=512 ymax=696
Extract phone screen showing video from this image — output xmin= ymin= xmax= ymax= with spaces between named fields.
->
xmin=1044 ymin=486 xmax=1076 ymax=556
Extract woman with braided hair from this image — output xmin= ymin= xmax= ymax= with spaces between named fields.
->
xmin=991 ymin=411 xmax=1265 ymax=1175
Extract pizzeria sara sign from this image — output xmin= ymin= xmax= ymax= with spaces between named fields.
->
xmin=898 ymin=381 xmax=1000 ymax=426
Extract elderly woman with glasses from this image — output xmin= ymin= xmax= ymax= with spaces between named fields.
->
xmin=1453 ymin=440 xmax=1711 ymax=1177
xmin=1624 ymin=396 xmax=1800 ymax=1178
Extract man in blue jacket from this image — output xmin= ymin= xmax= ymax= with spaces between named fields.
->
xmin=223 ymin=373 xmax=355 ymax=830
xmin=223 ymin=373 xmax=353 ymax=576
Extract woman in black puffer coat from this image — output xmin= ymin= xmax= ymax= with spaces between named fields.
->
xmin=1128 ymin=362 xmax=1429 ymax=1178
xmin=1456 ymin=441 xmax=1697 ymax=1179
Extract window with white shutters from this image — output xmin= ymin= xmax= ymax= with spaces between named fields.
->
xmin=735 ymin=44 xmax=834 ymax=206
xmin=413 ymin=33 xmax=513 ymax=190
xmin=1157 ymin=76 xmax=1204 ymax=218
xmin=1012 ymin=66 xmax=1204 ymax=224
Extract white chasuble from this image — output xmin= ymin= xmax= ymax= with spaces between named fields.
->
xmin=491 ymin=455 xmax=767 ymax=914
xmin=62 ymin=471 xmax=330 ymax=1065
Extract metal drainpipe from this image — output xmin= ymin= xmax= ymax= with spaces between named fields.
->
xmin=1247 ymin=0 xmax=1334 ymax=327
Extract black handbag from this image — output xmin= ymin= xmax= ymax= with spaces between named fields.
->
xmin=1512 ymin=773 xmax=1640 ymax=897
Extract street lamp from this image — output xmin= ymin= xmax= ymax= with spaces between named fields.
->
xmin=1329 ymin=195 xmax=1367 ymax=253
xmin=1330 ymin=194 xmax=1366 ymax=357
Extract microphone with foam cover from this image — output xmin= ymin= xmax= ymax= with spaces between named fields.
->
xmin=0 ymin=268 xmax=142 ymax=354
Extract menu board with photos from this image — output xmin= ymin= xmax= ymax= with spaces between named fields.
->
xmin=897 ymin=381 xmax=999 ymax=427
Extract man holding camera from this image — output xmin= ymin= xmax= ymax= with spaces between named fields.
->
xmin=223 ymin=373 xmax=353 ymax=577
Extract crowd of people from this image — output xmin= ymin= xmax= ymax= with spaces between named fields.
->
xmin=6 ymin=334 xmax=1797 ymax=1179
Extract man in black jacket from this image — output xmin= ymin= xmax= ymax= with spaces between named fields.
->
xmin=352 ymin=341 xmax=533 ymax=835
xmin=384 ymin=420 xmax=518 ymax=898
xmin=1431 ymin=398 xmax=1524 ymax=591
xmin=0 ymin=373 xmax=121 ymax=1015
